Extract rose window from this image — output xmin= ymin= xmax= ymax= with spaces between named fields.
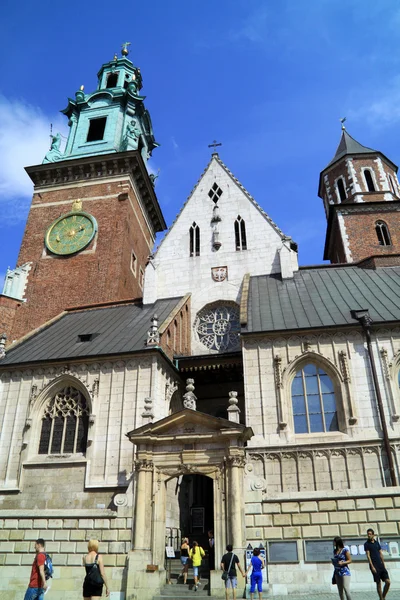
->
xmin=195 ymin=303 xmax=241 ymax=352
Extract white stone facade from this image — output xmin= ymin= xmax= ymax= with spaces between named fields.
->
xmin=143 ymin=155 xmax=298 ymax=355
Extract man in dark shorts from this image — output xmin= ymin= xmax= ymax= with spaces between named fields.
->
xmin=220 ymin=544 xmax=245 ymax=600
xmin=364 ymin=528 xmax=390 ymax=600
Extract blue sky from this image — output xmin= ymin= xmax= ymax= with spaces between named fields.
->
xmin=1 ymin=0 xmax=400 ymax=287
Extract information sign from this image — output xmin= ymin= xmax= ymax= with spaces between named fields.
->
xmin=267 ymin=541 xmax=298 ymax=563
xmin=165 ymin=546 xmax=175 ymax=558
xmin=304 ymin=540 xmax=334 ymax=562
xmin=342 ymin=538 xmax=367 ymax=561
xmin=378 ymin=537 xmax=400 ymax=560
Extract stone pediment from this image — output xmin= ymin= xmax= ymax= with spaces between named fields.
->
xmin=127 ymin=409 xmax=252 ymax=444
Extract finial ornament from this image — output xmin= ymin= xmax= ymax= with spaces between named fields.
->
xmin=80 ymin=85 xmax=85 ymax=91
xmin=0 ymin=333 xmax=7 ymax=359
xmin=113 ymin=53 xmax=118 ymax=61
xmin=146 ymin=314 xmax=160 ymax=346
xmin=121 ymin=42 xmax=131 ymax=56
xmin=340 ymin=117 xmax=346 ymax=131
xmin=71 ymin=199 xmax=83 ymax=212
xmin=208 ymin=140 xmax=222 ymax=154
xmin=183 ymin=379 xmax=197 ymax=410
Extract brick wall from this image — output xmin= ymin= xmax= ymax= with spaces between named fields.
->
xmin=9 ymin=178 xmax=154 ymax=342
xmin=342 ymin=209 xmax=400 ymax=263
xmin=0 ymin=296 xmax=20 ymax=341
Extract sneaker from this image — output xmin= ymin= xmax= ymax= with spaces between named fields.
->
xmin=194 ymin=585 xmax=198 ymax=592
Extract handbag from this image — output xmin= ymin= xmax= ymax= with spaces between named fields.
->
xmin=222 ymin=552 xmax=235 ymax=581
xmin=85 ymin=554 xmax=104 ymax=586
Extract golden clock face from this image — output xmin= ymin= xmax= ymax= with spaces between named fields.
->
xmin=45 ymin=212 xmax=98 ymax=256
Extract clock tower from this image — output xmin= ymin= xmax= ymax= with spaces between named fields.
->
xmin=0 ymin=45 xmax=166 ymax=343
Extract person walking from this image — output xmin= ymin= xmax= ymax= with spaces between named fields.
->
xmin=220 ymin=544 xmax=246 ymax=600
xmin=83 ymin=539 xmax=110 ymax=599
xmin=189 ymin=540 xmax=205 ymax=592
xmin=24 ymin=538 xmax=47 ymax=600
xmin=245 ymin=547 xmax=264 ymax=600
xmin=332 ymin=536 xmax=352 ymax=600
xmin=180 ymin=537 xmax=190 ymax=584
xmin=364 ymin=528 xmax=391 ymax=600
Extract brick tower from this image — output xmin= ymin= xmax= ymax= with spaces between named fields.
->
xmin=319 ymin=127 xmax=400 ymax=264
xmin=0 ymin=45 xmax=166 ymax=343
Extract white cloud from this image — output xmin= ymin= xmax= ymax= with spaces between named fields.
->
xmin=0 ymin=96 xmax=66 ymax=221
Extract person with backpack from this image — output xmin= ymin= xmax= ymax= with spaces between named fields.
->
xmin=83 ymin=539 xmax=110 ymax=598
xmin=189 ymin=540 xmax=205 ymax=592
xmin=220 ymin=544 xmax=246 ymax=600
xmin=24 ymin=538 xmax=49 ymax=600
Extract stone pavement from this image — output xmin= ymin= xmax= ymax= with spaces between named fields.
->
xmin=269 ymin=594 xmax=378 ymax=600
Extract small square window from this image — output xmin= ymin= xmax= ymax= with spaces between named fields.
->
xmin=208 ymin=183 xmax=223 ymax=203
xmin=87 ymin=117 xmax=107 ymax=142
xmin=131 ymin=251 xmax=137 ymax=276
xmin=106 ymin=72 xmax=119 ymax=88
xmin=77 ymin=334 xmax=93 ymax=343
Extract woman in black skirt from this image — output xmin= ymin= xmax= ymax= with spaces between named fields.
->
xmin=83 ymin=539 xmax=110 ymax=598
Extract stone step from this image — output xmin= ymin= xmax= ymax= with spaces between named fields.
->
xmin=156 ymin=581 xmax=210 ymax=597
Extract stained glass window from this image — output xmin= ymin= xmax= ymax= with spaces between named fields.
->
xmin=291 ymin=364 xmax=338 ymax=434
xmin=195 ymin=303 xmax=240 ymax=352
xmin=38 ymin=386 xmax=89 ymax=455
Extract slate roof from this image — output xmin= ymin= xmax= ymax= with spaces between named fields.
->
xmin=326 ymin=130 xmax=376 ymax=169
xmin=0 ymin=297 xmax=183 ymax=366
xmin=246 ymin=266 xmax=400 ymax=333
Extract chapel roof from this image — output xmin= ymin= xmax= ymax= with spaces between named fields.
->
xmin=246 ymin=265 xmax=400 ymax=333
xmin=323 ymin=130 xmax=396 ymax=171
xmin=0 ymin=296 xmax=183 ymax=366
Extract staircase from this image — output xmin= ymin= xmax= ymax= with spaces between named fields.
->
xmin=152 ymin=558 xmax=211 ymax=599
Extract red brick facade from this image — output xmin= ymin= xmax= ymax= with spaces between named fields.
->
xmin=320 ymin=148 xmax=400 ymax=264
xmin=1 ymin=152 xmax=165 ymax=343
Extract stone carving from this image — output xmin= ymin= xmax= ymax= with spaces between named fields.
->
xmin=43 ymin=133 xmax=64 ymax=164
xmin=211 ymin=266 xmax=227 ymax=282
xmin=91 ymin=378 xmax=100 ymax=398
xmin=227 ymin=391 xmax=240 ymax=423
xmin=338 ymin=350 xmax=351 ymax=382
xmin=134 ymin=459 xmax=154 ymax=472
xmin=195 ymin=303 xmax=240 ymax=352
xmin=146 ymin=314 xmax=160 ymax=346
xmin=142 ymin=397 xmax=154 ymax=421
xmin=249 ymin=478 xmax=267 ymax=491
xmin=165 ymin=381 xmax=179 ymax=404
xmin=122 ymin=119 xmax=142 ymax=151
xmin=183 ymin=379 xmax=197 ymax=410
xmin=273 ymin=355 xmax=287 ymax=430
xmin=113 ymin=493 xmax=128 ymax=507
xmin=0 ymin=333 xmax=7 ymax=359
xmin=226 ymin=456 xmax=246 ymax=468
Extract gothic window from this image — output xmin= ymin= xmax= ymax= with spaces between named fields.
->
xmin=195 ymin=302 xmax=240 ymax=352
xmin=87 ymin=117 xmax=107 ymax=142
xmin=208 ymin=183 xmax=223 ymax=204
xmin=291 ymin=364 xmax=338 ymax=434
xmin=234 ymin=216 xmax=247 ymax=250
xmin=131 ymin=251 xmax=137 ymax=276
xmin=336 ymin=177 xmax=347 ymax=202
xmin=38 ymin=386 xmax=89 ymax=455
xmin=139 ymin=267 xmax=144 ymax=289
xmin=190 ymin=222 xmax=200 ymax=256
xmin=364 ymin=169 xmax=376 ymax=192
xmin=375 ymin=221 xmax=392 ymax=246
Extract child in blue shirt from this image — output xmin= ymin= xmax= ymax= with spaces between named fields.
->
xmin=245 ymin=547 xmax=265 ymax=600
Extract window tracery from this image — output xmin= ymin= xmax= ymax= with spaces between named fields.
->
xmin=189 ymin=222 xmax=200 ymax=256
xmin=38 ymin=386 xmax=89 ymax=455
xmin=375 ymin=221 xmax=391 ymax=246
xmin=291 ymin=364 xmax=338 ymax=433
xmin=234 ymin=216 xmax=247 ymax=250
xmin=195 ymin=303 xmax=240 ymax=352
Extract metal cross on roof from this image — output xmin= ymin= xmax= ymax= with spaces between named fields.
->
xmin=208 ymin=140 xmax=222 ymax=152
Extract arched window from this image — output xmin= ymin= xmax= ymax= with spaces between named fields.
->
xmin=376 ymin=221 xmax=392 ymax=246
xmin=189 ymin=222 xmax=200 ymax=256
xmin=336 ymin=177 xmax=347 ymax=202
xmin=234 ymin=216 xmax=247 ymax=250
xmin=38 ymin=386 xmax=89 ymax=455
xmin=364 ymin=169 xmax=376 ymax=192
xmin=291 ymin=364 xmax=338 ymax=433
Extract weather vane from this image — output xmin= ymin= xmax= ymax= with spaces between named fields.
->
xmin=340 ymin=117 xmax=346 ymax=131
xmin=121 ymin=42 xmax=131 ymax=56
xmin=208 ymin=140 xmax=222 ymax=153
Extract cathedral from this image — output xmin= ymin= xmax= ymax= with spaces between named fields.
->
xmin=1 ymin=46 xmax=400 ymax=600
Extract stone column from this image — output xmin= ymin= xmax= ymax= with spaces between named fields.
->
xmin=228 ymin=456 xmax=246 ymax=550
xmin=133 ymin=459 xmax=153 ymax=550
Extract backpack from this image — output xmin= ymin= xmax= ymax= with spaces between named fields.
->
xmin=38 ymin=552 xmax=53 ymax=580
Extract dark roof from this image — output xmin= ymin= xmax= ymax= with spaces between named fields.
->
xmin=246 ymin=266 xmax=400 ymax=333
xmin=0 ymin=297 xmax=183 ymax=366
xmin=326 ymin=130 xmax=376 ymax=168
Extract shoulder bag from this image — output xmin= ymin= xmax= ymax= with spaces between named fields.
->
xmin=85 ymin=554 xmax=104 ymax=586
xmin=222 ymin=552 xmax=235 ymax=581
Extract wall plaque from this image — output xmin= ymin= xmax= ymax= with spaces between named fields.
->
xmin=378 ymin=537 xmax=400 ymax=560
xmin=304 ymin=540 xmax=333 ymax=562
xmin=267 ymin=541 xmax=298 ymax=563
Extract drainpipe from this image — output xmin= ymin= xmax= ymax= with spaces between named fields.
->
xmin=351 ymin=309 xmax=397 ymax=487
